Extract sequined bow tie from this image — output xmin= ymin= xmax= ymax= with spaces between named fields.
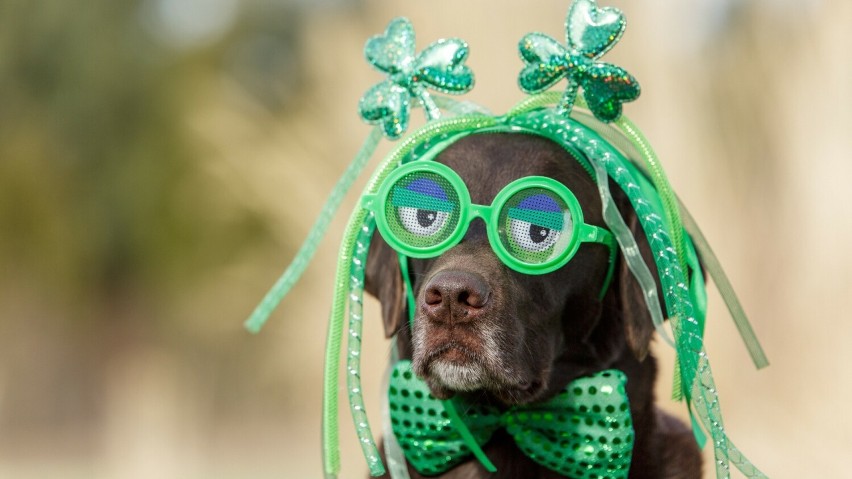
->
xmin=389 ymin=360 xmax=634 ymax=478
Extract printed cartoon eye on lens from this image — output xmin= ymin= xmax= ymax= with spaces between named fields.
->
xmin=499 ymin=189 xmax=573 ymax=264
xmin=386 ymin=172 xmax=459 ymax=247
xmin=398 ymin=207 xmax=448 ymax=236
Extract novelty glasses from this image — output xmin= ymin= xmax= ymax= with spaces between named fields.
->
xmin=361 ymin=161 xmax=616 ymax=275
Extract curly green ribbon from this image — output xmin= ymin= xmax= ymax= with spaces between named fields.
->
xmin=243 ymin=126 xmax=383 ymax=334
xmin=381 ymin=343 xmax=412 ymax=479
xmin=611 ymin=110 xmax=695 ymax=402
xmin=345 ymin=213 xmax=384 ymax=475
xmin=389 ymin=360 xmax=634 ymax=478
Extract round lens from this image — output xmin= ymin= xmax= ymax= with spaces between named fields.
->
xmin=384 ymin=170 xmax=461 ymax=250
xmin=496 ymin=187 xmax=574 ymax=267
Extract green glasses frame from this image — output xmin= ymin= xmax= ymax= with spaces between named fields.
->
xmin=361 ymin=161 xmax=616 ymax=276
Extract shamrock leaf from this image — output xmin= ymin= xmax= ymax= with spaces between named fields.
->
xmin=566 ymin=0 xmax=626 ymax=59
xmin=359 ymin=18 xmax=475 ymax=139
xmin=415 ymin=39 xmax=474 ymax=94
xmin=582 ymin=63 xmax=640 ymax=122
xmin=517 ymin=0 xmax=640 ymax=122
xmin=359 ymin=82 xmax=411 ymax=139
xmin=518 ymin=33 xmax=571 ymax=93
xmin=364 ymin=17 xmax=415 ymax=74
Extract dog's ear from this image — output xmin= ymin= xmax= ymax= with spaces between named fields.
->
xmin=609 ymin=186 xmax=663 ymax=362
xmin=364 ymin=232 xmax=407 ymax=338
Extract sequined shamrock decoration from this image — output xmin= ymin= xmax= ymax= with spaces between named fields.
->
xmin=518 ymin=0 xmax=640 ymax=122
xmin=359 ymin=17 xmax=475 ymax=139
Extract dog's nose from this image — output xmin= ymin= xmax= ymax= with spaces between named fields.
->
xmin=422 ymin=270 xmax=490 ymax=323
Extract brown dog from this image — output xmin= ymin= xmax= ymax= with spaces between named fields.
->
xmin=366 ymin=133 xmax=702 ymax=478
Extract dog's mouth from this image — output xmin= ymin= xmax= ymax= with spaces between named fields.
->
xmin=413 ymin=340 xmax=545 ymax=405
xmin=429 ymin=342 xmax=472 ymax=361
xmin=420 ymin=342 xmax=484 ymax=392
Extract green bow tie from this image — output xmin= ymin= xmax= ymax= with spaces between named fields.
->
xmin=389 ymin=360 xmax=634 ymax=478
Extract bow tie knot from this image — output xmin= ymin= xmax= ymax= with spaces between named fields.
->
xmin=389 ymin=361 xmax=634 ymax=478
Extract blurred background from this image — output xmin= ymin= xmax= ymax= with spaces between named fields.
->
xmin=0 ymin=0 xmax=849 ymax=477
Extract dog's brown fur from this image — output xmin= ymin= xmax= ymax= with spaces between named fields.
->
xmin=366 ymin=133 xmax=702 ymax=478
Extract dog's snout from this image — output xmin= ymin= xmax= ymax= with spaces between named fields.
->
xmin=422 ymin=270 xmax=490 ymax=323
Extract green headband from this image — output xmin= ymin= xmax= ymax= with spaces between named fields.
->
xmin=244 ymin=2 xmax=769 ymax=478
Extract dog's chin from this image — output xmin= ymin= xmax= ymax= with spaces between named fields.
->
xmin=427 ymin=360 xmax=486 ymax=393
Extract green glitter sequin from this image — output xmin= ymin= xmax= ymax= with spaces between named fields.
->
xmin=360 ymin=18 xmax=475 ymax=139
xmin=389 ymin=360 xmax=634 ymax=478
xmin=518 ymin=0 xmax=640 ymax=122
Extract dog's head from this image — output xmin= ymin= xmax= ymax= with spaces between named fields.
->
xmin=365 ymin=132 xmax=658 ymax=406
